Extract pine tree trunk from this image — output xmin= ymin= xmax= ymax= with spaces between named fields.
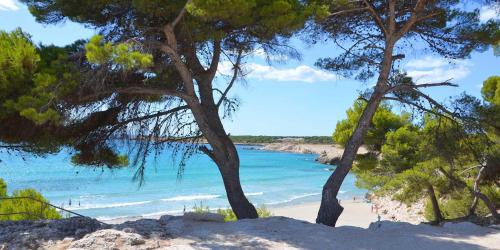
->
xmin=439 ymin=166 xmax=500 ymax=222
xmin=219 ymin=158 xmax=258 ymax=219
xmin=188 ymin=94 xmax=258 ymax=219
xmin=316 ymin=92 xmax=384 ymax=226
xmin=316 ymin=37 xmax=396 ymax=227
xmin=427 ymin=185 xmax=443 ymax=223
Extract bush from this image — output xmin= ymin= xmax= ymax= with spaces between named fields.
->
xmin=217 ymin=205 xmax=272 ymax=222
xmin=191 ymin=203 xmax=273 ymax=222
xmin=0 ymin=179 xmax=61 ymax=221
xmin=423 ymin=190 xmax=497 ymax=221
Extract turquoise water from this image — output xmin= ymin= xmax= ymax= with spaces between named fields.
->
xmin=0 ymin=145 xmax=365 ymax=220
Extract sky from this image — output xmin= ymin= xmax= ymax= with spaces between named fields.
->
xmin=1 ymin=0 xmax=499 ymax=136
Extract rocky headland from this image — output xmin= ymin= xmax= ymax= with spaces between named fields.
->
xmin=260 ymin=142 xmax=368 ymax=165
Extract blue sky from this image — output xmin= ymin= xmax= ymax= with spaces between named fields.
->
xmin=1 ymin=0 xmax=499 ymax=136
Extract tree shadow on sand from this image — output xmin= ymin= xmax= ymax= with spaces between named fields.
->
xmin=1 ymin=216 xmax=498 ymax=249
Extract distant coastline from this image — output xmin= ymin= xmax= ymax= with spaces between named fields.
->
xmin=256 ymin=142 xmax=368 ymax=165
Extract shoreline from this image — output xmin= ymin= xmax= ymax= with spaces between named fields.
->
xmin=101 ymin=198 xmax=424 ymax=228
xmin=101 ymin=199 xmax=387 ymax=229
xmin=257 ymin=142 xmax=369 ymax=165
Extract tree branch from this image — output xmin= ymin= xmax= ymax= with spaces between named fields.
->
xmin=207 ymin=40 xmax=222 ymax=80
xmin=217 ymin=50 xmax=243 ymax=108
xmin=396 ymin=0 xmax=428 ymax=39
xmin=328 ymin=7 xmax=368 ymax=17
xmin=387 ymin=80 xmax=457 ymax=93
xmin=363 ymin=0 xmax=388 ymax=37
xmin=171 ymin=0 xmax=192 ymax=28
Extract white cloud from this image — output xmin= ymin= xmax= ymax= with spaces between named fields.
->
xmin=218 ymin=61 xmax=337 ymax=83
xmin=252 ymin=48 xmax=288 ymax=61
xmin=480 ymin=4 xmax=499 ymax=22
xmin=0 ymin=0 xmax=19 ymax=11
xmin=405 ymin=56 xmax=471 ymax=84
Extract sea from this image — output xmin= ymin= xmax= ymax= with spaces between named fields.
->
xmin=0 ymin=145 xmax=366 ymax=220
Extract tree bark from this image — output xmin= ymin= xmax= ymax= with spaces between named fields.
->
xmin=438 ymin=166 xmax=500 ymax=222
xmin=198 ymin=113 xmax=258 ymax=219
xmin=316 ymin=39 xmax=395 ymax=226
xmin=469 ymin=167 xmax=500 ymax=222
xmin=316 ymin=90 xmax=385 ymax=226
xmin=188 ymin=80 xmax=258 ymax=219
xmin=163 ymin=24 xmax=257 ymax=220
xmin=427 ymin=185 xmax=443 ymax=223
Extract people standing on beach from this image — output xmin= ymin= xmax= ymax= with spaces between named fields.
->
xmin=68 ymin=198 xmax=72 ymax=207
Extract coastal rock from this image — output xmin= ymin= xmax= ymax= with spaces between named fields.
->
xmin=183 ymin=212 xmax=225 ymax=223
xmin=2 ymin=216 xmax=499 ymax=249
xmin=68 ymin=229 xmax=145 ymax=250
xmin=0 ymin=217 xmax=105 ymax=249
xmin=316 ymin=154 xmax=341 ymax=165
xmin=159 ymin=214 xmax=175 ymax=224
xmin=261 ymin=143 xmax=368 ymax=166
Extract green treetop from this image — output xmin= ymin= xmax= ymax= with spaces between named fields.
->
xmin=333 ymin=100 xmax=409 ymax=151
xmin=0 ymin=179 xmax=61 ymax=221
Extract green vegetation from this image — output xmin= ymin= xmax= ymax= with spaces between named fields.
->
xmin=0 ymin=0 xmax=497 ymax=226
xmin=230 ymin=135 xmax=332 ymax=144
xmin=216 ymin=206 xmax=272 ymax=222
xmin=0 ymin=29 xmax=78 ymax=125
xmin=337 ymin=80 xmax=500 ymax=223
xmin=0 ymin=179 xmax=61 ymax=221
xmin=333 ymin=101 xmax=409 ymax=151
xmin=14 ymin=0 xmax=329 ymax=220
xmin=192 ymin=203 xmax=272 ymax=222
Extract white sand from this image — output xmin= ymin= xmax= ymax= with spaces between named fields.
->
xmin=271 ymin=201 xmax=378 ymax=228
xmin=38 ymin=201 xmax=500 ymax=249
xmin=57 ymin=216 xmax=500 ymax=249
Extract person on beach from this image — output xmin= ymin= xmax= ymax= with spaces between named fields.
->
xmin=68 ymin=198 xmax=71 ymax=207
xmin=377 ymin=214 xmax=382 ymax=229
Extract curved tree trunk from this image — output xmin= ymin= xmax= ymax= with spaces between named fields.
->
xmin=469 ymin=167 xmax=500 ymax=222
xmin=218 ymin=154 xmax=258 ymax=219
xmin=427 ymin=185 xmax=443 ymax=223
xmin=316 ymin=91 xmax=385 ymax=226
xmin=316 ymin=38 xmax=395 ymax=226
xmin=438 ymin=166 xmax=500 ymax=222
xmin=189 ymin=84 xmax=258 ymax=219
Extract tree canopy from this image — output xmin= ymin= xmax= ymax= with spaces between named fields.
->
xmin=333 ymin=100 xmax=409 ymax=151
xmin=311 ymin=0 xmax=498 ymax=226
xmin=11 ymin=0 xmax=328 ymax=219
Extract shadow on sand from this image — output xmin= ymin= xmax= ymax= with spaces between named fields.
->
xmin=0 ymin=216 xmax=498 ymax=249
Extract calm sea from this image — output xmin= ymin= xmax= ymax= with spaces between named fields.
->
xmin=0 ymin=145 xmax=365 ymax=220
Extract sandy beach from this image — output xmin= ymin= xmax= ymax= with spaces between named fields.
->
xmin=103 ymin=200 xmax=392 ymax=229
xmin=271 ymin=201 xmax=378 ymax=228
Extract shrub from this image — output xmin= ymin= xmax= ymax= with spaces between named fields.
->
xmin=191 ymin=203 xmax=273 ymax=222
xmin=423 ymin=190 xmax=497 ymax=221
xmin=0 ymin=178 xmax=61 ymax=221
xmin=217 ymin=205 xmax=272 ymax=222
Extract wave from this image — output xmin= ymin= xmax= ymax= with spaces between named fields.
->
xmin=141 ymin=209 xmax=184 ymax=217
xmin=70 ymin=200 xmax=152 ymax=210
xmin=266 ymin=192 xmax=321 ymax=205
xmin=161 ymin=194 xmax=220 ymax=202
xmin=246 ymin=192 xmax=264 ymax=196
